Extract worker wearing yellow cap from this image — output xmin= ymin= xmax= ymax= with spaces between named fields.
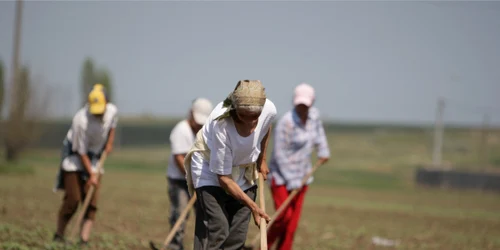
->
xmin=52 ymin=84 xmax=118 ymax=246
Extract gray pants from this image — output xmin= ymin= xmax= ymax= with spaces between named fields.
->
xmin=193 ymin=185 xmax=257 ymax=250
xmin=168 ymin=178 xmax=191 ymax=250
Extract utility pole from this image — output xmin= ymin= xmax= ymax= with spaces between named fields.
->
xmin=432 ymin=97 xmax=445 ymax=167
xmin=9 ymin=0 xmax=23 ymax=117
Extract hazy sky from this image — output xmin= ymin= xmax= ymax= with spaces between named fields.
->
xmin=0 ymin=0 xmax=499 ymax=125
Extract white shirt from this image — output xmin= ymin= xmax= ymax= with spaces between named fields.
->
xmin=61 ymin=103 xmax=119 ymax=173
xmin=167 ymin=119 xmax=195 ymax=180
xmin=190 ymin=99 xmax=277 ymax=191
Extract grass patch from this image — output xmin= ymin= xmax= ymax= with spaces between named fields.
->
xmin=0 ymin=223 xmax=140 ymax=250
xmin=0 ymin=162 xmax=35 ymax=175
xmin=3 ymin=129 xmax=500 ymax=249
xmin=490 ymin=156 xmax=500 ymax=167
xmin=104 ymin=160 xmax=164 ymax=172
xmin=315 ymin=168 xmax=405 ymax=190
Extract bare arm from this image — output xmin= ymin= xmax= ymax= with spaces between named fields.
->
xmin=72 ymin=124 xmax=94 ymax=175
xmin=174 ymin=154 xmax=187 ymax=176
xmin=314 ymin=114 xmax=330 ymax=166
xmin=218 ymin=175 xmax=270 ymax=226
xmin=104 ymin=128 xmax=116 ymax=154
xmin=218 ymin=175 xmax=259 ymax=209
xmin=317 ymin=157 xmax=329 ymax=165
xmin=79 ymin=154 xmax=93 ymax=175
xmin=256 ymin=126 xmax=271 ymax=179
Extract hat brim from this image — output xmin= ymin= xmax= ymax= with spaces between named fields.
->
xmin=89 ymin=103 xmax=106 ymax=115
xmin=293 ymin=96 xmax=313 ymax=107
xmin=193 ymin=112 xmax=209 ymax=125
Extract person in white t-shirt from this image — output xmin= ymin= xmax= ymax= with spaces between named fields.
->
xmin=166 ymin=97 xmax=213 ymax=250
xmin=52 ymin=84 xmax=118 ymax=246
xmin=183 ymin=80 xmax=276 ymax=250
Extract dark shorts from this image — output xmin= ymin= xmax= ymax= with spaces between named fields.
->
xmin=193 ymin=185 xmax=257 ymax=250
xmin=167 ymin=178 xmax=192 ymax=250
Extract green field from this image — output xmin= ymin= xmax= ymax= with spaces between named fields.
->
xmin=1 ymin=129 xmax=500 ymax=250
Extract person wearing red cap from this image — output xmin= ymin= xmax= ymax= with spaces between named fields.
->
xmin=266 ymin=83 xmax=330 ymax=250
xmin=52 ymin=84 xmax=118 ymax=246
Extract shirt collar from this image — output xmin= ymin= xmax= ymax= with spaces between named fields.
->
xmin=85 ymin=104 xmax=105 ymax=123
xmin=292 ymin=108 xmax=310 ymax=127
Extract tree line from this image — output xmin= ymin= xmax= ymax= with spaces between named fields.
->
xmin=0 ymin=57 xmax=114 ymax=162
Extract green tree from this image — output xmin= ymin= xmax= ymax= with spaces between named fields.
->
xmin=95 ymin=68 xmax=112 ymax=102
xmin=80 ymin=58 xmax=113 ymax=104
xmin=81 ymin=57 xmax=95 ymax=106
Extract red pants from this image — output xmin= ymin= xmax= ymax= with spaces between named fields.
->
xmin=266 ymin=178 xmax=308 ymax=250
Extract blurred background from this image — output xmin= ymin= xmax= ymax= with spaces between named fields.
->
xmin=0 ymin=1 xmax=499 ymax=249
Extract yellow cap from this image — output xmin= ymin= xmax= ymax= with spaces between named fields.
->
xmin=93 ymin=83 xmax=104 ymax=91
xmin=88 ymin=88 xmax=106 ymax=115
